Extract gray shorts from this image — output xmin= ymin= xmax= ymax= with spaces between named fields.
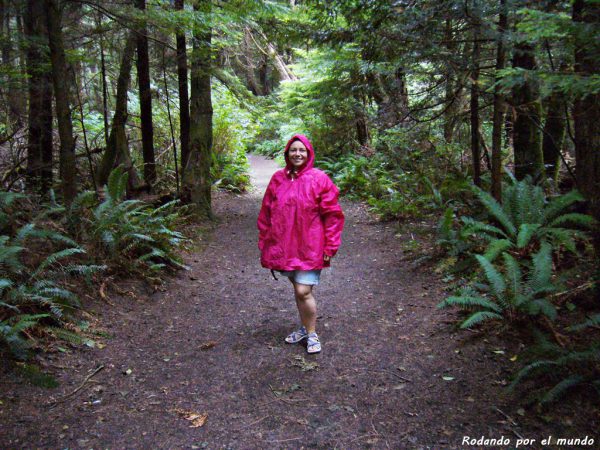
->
xmin=278 ymin=269 xmax=322 ymax=286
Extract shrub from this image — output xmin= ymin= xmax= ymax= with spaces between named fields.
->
xmin=0 ymin=192 xmax=102 ymax=359
xmin=438 ymin=242 xmax=560 ymax=328
xmin=87 ymin=167 xmax=188 ymax=273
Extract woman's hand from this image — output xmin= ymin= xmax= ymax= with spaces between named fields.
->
xmin=323 ymin=254 xmax=331 ymax=263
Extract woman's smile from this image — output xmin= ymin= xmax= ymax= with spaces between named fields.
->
xmin=288 ymin=143 xmax=308 ymax=168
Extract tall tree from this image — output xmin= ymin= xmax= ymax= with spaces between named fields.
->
xmin=45 ymin=0 xmax=76 ymax=203
xmin=470 ymin=1 xmax=482 ymax=187
xmin=135 ymin=0 xmax=156 ymax=186
xmin=511 ymin=39 xmax=544 ymax=181
xmin=573 ymin=0 xmax=600 ymax=257
xmin=182 ymin=0 xmax=212 ymax=215
xmin=175 ymin=0 xmax=190 ymax=175
xmin=491 ymin=0 xmax=507 ymax=200
xmin=24 ymin=0 xmax=53 ymax=193
xmin=96 ymin=31 xmax=140 ymax=190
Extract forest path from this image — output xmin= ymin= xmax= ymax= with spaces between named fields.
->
xmin=2 ymin=156 xmax=538 ymax=448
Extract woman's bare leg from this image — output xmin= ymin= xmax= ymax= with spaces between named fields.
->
xmin=291 ymin=280 xmax=317 ymax=334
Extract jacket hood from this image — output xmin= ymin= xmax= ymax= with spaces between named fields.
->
xmin=284 ymin=134 xmax=314 ymax=176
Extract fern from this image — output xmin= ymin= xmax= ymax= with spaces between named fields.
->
xmin=474 ymin=187 xmax=516 ymax=236
xmin=517 ymin=223 xmax=541 ymax=248
xmin=475 ymin=255 xmax=506 ymax=298
xmin=438 ymin=296 xmax=502 ymax=312
xmin=483 ymin=239 xmax=512 ymax=262
xmin=568 ymin=314 xmax=600 ymax=332
xmin=460 ymin=311 xmax=504 ymax=329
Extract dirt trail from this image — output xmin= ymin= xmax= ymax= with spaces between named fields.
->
xmin=1 ymin=156 xmax=592 ymax=448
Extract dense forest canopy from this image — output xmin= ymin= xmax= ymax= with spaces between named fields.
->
xmin=0 ymin=0 xmax=599 ymax=410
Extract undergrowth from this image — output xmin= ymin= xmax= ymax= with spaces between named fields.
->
xmin=0 ymin=167 xmax=189 ymax=365
xmin=436 ymin=177 xmax=599 ymax=406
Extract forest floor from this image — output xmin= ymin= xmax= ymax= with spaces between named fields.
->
xmin=1 ymin=155 xmax=597 ymax=449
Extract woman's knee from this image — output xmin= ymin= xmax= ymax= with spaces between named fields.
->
xmin=294 ymin=284 xmax=313 ymax=301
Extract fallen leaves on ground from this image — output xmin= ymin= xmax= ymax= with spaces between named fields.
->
xmin=171 ymin=408 xmax=208 ymax=428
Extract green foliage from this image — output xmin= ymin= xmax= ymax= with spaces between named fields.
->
xmin=438 ymin=244 xmax=560 ymax=328
xmin=453 ymin=178 xmax=595 ymax=263
xmin=510 ymin=328 xmax=600 ymax=404
xmin=87 ymin=167 xmax=188 ymax=273
xmin=210 ymin=85 xmax=254 ymax=193
xmin=0 ymin=196 xmax=103 ymax=359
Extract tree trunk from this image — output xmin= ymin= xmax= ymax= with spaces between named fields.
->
xmin=97 ymin=12 xmax=109 ymax=148
xmin=24 ymin=0 xmax=52 ymax=192
xmin=573 ymin=0 xmax=600 ymax=259
xmin=491 ymin=0 xmax=507 ymax=201
xmin=96 ymin=31 xmax=140 ymax=190
xmin=45 ymin=0 xmax=76 ymax=204
xmin=175 ymin=0 xmax=190 ymax=175
xmin=2 ymin=0 xmax=24 ymax=129
xmin=511 ymin=42 xmax=544 ymax=181
xmin=470 ymin=4 xmax=481 ymax=187
xmin=541 ymin=90 xmax=566 ymax=183
xmin=443 ymin=19 xmax=459 ymax=143
xmin=182 ymin=0 xmax=212 ymax=216
xmin=135 ymin=0 xmax=156 ymax=186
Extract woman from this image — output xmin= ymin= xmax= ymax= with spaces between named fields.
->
xmin=257 ymin=134 xmax=344 ymax=354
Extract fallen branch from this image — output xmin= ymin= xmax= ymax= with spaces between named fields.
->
xmin=48 ymin=365 xmax=104 ymax=407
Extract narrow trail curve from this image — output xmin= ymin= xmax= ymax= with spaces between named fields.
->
xmin=2 ymin=155 xmax=540 ymax=449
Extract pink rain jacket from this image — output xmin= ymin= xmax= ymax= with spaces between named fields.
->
xmin=257 ymin=134 xmax=345 ymax=271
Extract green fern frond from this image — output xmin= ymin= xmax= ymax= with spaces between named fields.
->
xmin=15 ymin=224 xmax=36 ymax=243
xmin=568 ymin=314 xmax=600 ymax=332
xmin=0 ymin=191 xmax=26 ymax=209
xmin=475 ymin=255 xmax=506 ymax=298
xmin=151 ymin=199 xmax=181 ymax=216
xmin=540 ymin=375 xmax=586 ymax=404
xmin=541 ymin=228 xmax=579 ymax=254
xmin=33 ymin=247 xmax=86 ymax=276
xmin=483 ymin=239 xmax=513 ymax=262
xmin=548 ymin=212 xmax=596 ymax=229
xmin=528 ymin=299 xmax=557 ymax=320
xmin=0 ymin=243 xmax=25 ymax=273
xmin=460 ymin=311 xmax=503 ymax=329
xmin=502 ymin=253 xmax=522 ymax=298
xmin=65 ymin=264 xmax=107 ymax=276
xmin=438 ymin=295 xmax=502 ymax=313
xmin=106 ymin=166 xmax=128 ymax=202
xmin=542 ymin=190 xmax=585 ymax=223
xmin=69 ymin=190 xmax=97 ymax=213
xmin=45 ymin=326 xmax=93 ymax=346
xmin=528 ymin=242 xmax=553 ymax=289
xmin=460 ymin=217 xmax=507 ymax=240
xmin=510 ymin=360 xmax=559 ymax=389
xmin=474 ymin=187 xmax=516 ymax=236
xmin=517 ymin=223 xmax=541 ymax=248
xmin=10 ymin=313 xmax=50 ymax=332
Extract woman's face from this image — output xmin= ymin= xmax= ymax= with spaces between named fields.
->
xmin=288 ymin=141 xmax=308 ymax=168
